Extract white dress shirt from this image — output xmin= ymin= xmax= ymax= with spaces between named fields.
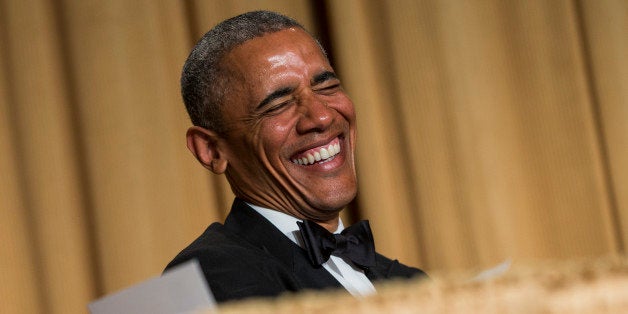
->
xmin=247 ymin=203 xmax=377 ymax=297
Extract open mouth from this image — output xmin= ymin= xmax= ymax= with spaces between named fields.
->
xmin=290 ymin=137 xmax=341 ymax=166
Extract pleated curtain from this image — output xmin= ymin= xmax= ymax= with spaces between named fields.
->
xmin=0 ymin=1 xmax=626 ymax=313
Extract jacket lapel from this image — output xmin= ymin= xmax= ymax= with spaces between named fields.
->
xmin=365 ymin=253 xmax=428 ymax=282
xmin=364 ymin=256 xmax=394 ymax=281
xmin=223 ymin=199 xmax=342 ymax=291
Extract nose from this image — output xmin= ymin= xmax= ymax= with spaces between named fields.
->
xmin=295 ymin=94 xmax=334 ymax=134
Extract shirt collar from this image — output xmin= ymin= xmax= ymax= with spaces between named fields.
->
xmin=246 ymin=202 xmax=345 ymax=247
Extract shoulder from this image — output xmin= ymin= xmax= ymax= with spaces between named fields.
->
xmin=372 ymin=253 xmax=428 ymax=280
xmin=166 ymin=223 xmax=245 ymax=264
xmin=165 ymin=223 xmax=299 ymax=303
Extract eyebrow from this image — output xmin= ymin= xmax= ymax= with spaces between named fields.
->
xmin=257 ymin=86 xmax=295 ymax=110
xmin=311 ymin=71 xmax=338 ymax=86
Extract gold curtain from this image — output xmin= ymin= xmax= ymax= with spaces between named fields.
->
xmin=0 ymin=0 xmax=625 ymax=313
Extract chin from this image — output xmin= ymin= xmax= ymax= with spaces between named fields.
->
xmin=308 ymin=188 xmax=357 ymax=213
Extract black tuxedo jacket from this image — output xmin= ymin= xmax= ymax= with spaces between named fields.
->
xmin=165 ymin=198 xmax=426 ymax=303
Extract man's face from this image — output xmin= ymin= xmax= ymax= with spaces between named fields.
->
xmin=217 ymin=28 xmax=357 ymax=221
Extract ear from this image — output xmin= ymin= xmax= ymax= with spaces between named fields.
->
xmin=186 ymin=126 xmax=228 ymax=174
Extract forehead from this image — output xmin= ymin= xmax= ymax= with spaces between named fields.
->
xmin=217 ymin=28 xmax=333 ymax=125
xmin=222 ymin=28 xmax=330 ymax=84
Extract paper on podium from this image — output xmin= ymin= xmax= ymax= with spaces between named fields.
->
xmin=471 ymin=259 xmax=512 ymax=282
xmin=88 ymin=259 xmax=216 ymax=314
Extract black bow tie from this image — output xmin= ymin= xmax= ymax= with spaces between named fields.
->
xmin=297 ymin=220 xmax=376 ymax=269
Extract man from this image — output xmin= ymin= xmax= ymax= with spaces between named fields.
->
xmin=166 ymin=10 xmax=425 ymax=303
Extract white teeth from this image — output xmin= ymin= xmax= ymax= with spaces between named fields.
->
xmin=319 ymin=147 xmax=330 ymax=159
xmin=291 ymin=140 xmax=342 ymax=165
xmin=314 ymin=152 xmax=321 ymax=161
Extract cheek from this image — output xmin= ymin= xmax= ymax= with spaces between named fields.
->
xmin=258 ymin=118 xmax=294 ymax=155
xmin=267 ymin=119 xmax=292 ymax=134
xmin=333 ymin=95 xmax=356 ymax=123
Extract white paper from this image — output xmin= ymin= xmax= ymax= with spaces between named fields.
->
xmin=471 ymin=259 xmax=512 ymax=282
xmin=88 ymin=259 xmax=216 ymax=314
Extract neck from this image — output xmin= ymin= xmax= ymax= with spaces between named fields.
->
xmin=315 ymin=217 xmax=340 ymax=233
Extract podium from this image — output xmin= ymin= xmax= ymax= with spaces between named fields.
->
xmin=89 ymin=256 xmax=628 ymax=313
xmin=218 ymin=256 xmax=628 ymax=314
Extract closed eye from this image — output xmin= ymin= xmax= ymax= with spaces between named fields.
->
xmin=311 ymin=71 xmax=341 ymax=95
xmin=257 ymin=86 xmax=295 ymax=111
xmin=314 ymin=83 xmax=341 ymax=95
xmin=263 ymin=98 xmax=295 ymax=114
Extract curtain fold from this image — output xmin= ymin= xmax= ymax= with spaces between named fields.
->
xmin=578 ymin=0 xmax=628 ymax=249
xmin=0 ymin=0 xmax=625 ymax=313
xmin=0 ymin=46 xmax=43 ymax=314
xmin=326 ymin=0 xmax=424 ymax=266
xmin=1 ymin=1 xmax=96 ymax=312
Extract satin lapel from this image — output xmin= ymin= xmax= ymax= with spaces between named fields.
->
xmin=223 ymin=199 xmax=341 ymax=290
xmin=223 ymin=199 xmax=294 ymax=265
xmin=291 ymin=254 xmax=342 ymax=290
xmin=365 ymin=267 xmax=383 ymax=281
xmin=365 ymin=254 xmax=427 ymax=282
xmin=365 ymin=255 xmax=397 ymax=281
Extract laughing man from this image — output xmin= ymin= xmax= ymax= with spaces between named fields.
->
xmin=166 ymin=11 xmax=426 ymax=303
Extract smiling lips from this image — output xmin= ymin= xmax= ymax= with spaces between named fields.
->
xmin=291 ymin=137 xmax=341 ymax=166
